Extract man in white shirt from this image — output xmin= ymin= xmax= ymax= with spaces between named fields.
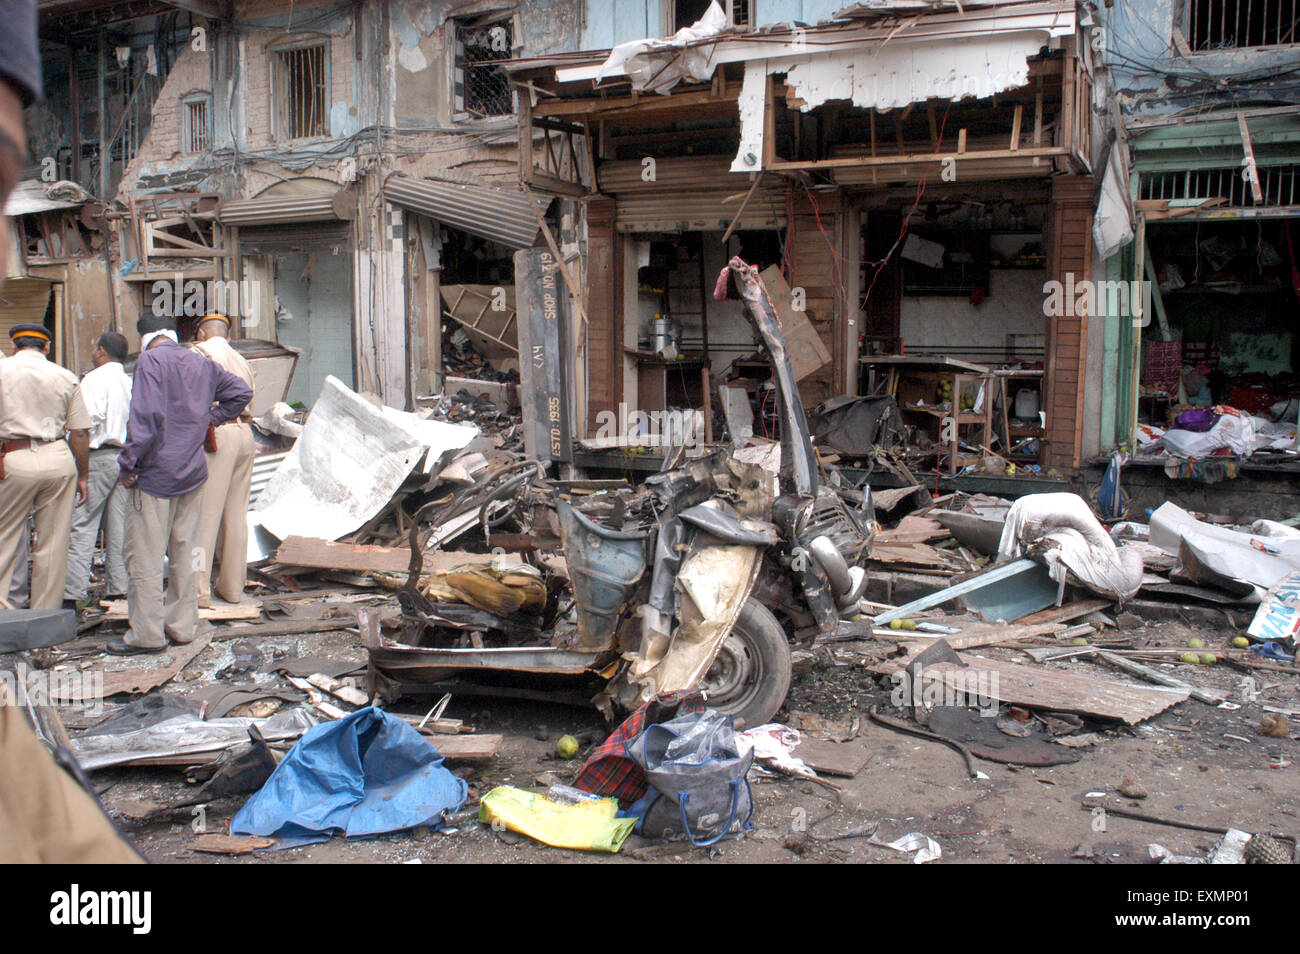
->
xmin=63 ymin=332 xmax=132 ymax=609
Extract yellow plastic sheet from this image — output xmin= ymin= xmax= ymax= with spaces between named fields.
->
xmin=478 ymin=786 xmax=636 ymax=853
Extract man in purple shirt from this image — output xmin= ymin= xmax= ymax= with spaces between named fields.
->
xmin=108 ymin=313 xmax=253 ymax=655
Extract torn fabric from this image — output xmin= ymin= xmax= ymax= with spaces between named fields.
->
xmin=998 ymin=493 xmax=1144 ymax=602
xmin=595 ymin=1 xmax=727 ymax=94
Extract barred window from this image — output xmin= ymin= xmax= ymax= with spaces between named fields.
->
xmin=182 ymin=95 xmax=210 ymax=153
xmin=274 ymin=43 xmax=329 ymax=140
xmin=454 ymin=18 xmax=514 ymax=118
xmin=1184 ymin=0 xmax=1298 ymax=50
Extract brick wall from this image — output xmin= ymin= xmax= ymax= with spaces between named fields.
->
xmin=1043 ymin=175 xmax=1095 ymax=472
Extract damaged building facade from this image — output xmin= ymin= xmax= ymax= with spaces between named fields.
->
xmin=12 ymin=0 xmax=584 ymax=409
xmin=1087 ymin=0 xmax=1300 ymax=487
xmin=11 ymin=0 xmax=1300 ymax=486
xmin=508 ymin=0 xmax=1101 ymax=476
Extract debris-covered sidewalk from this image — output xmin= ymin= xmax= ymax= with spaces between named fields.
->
xmin=5 ymin=263 xmax=1298 ymax=867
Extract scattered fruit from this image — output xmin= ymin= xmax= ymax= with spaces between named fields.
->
xmin=1232 ymin=636 xmax=1250 ymax=649
xmin=890 ymin=619 xmax=903 ymax=630
xmin=556 ymin=735 xmax=579 ymax=759
xmin=1187 ymin=637 xmax=1205 ymax=649
xmin=1180 ymin=652 xmax=1200 ymax=664
xmin=1199 ymin=653 xmax=1217 ymax=665
xmin=901 ymin=619 xmax=918 ymax=631
xmin=1119 ymin=777 xmax=1147 ymax=799
xmin=1071 ymin=637 xmax=1088 ymax=646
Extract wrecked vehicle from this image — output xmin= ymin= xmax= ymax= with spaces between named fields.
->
xmin=366 ymin=259 xmax=875 ymax=726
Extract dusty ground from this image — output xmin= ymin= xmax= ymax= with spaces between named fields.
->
xmin=64 ymin=609 xmax=1300 ymax=865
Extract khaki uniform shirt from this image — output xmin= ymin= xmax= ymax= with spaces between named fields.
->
xmin=0 ymin=349 xmax=91 ymax=441
xmin=193 ymin=337 xmax=255 ymax=416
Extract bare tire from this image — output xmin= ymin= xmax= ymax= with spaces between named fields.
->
xmin=701 ymin=598 xmax=793 ymax=728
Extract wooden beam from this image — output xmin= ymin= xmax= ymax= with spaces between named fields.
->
xmin=275 ymin=537 xmax=520 ymax=574
xmin=769 ymin=146 xmax=1065 ymax=172
xmin=1010 ymin=103 xmax=1023 ymax=151
xmin=533 ymin=86 xmax=739 ymax=118
xmin=1238 ymin=112 xmax=1265 ymax=204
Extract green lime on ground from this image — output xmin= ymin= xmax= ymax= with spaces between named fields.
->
xmin=1180 ymin=653 xmax=1200 ymax=664
xmin=1232 ymin=636 xmax=1249 ymax=648
xmin=1071 ymin=637 xmax=1088 ymax=645
xmin=556 ymin=735 xmax=579 ymax=759
xmin=1199 ymin=653 xmax=1217 ymax=665
xmin=1187 ymin=637 xmax=1205 ymax=649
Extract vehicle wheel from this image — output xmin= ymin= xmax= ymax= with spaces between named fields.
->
xmin=701 ymin=598 xmax=792 ymax=728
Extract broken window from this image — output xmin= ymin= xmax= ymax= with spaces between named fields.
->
xmin=274 ymin=43 xmax=329 ymax=140
xmin=1183 ymin=0 xmax=1298 ymax=50
xmin=453 ymin=17 xmax=514 ymax=118
xmin=669 ymin=0 xmax=750 ymax=31
xmin=182 ymin=95 xmax=211 ymax=154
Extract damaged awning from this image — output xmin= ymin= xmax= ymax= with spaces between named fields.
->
xmin=218 ymin=189 xmax=357 ymax=226
xmin=384 ymin=173 xmax=549 ymax=250
xmin=3 ymin=179 xmax=91 ymax=216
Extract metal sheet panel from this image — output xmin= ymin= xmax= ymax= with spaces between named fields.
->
xmin=384 ymin=174 xmax=545 ymax=249
xmin=514 ymin=248 xmax=573 ymax=463
xmin=597 ymin=157 xmax=786 ymax=233
xmin=219 ymin=191 xmax=355 ymax=225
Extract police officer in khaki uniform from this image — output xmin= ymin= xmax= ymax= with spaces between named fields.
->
xmin=0 ymin=323 xmax=91 ymax=610
xmin=192 ymin=313 xmax=256 ymax=606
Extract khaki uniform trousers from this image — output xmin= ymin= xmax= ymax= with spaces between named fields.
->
xmin=0 ymin=441 xmax=78 ymax=610
xmin=122 ymin=485 xmax=203 ymax=650
xmin=196 ymin=421 xmax=254 ymax=605
xmin=0 ymin=684 xmax=143 ymax=863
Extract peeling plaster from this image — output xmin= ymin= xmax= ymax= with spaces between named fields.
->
xmin=398 ymin=43 xmax=429 ymax=73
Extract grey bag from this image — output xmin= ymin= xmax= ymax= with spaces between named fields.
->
xmin=626 ymin=709 xmax=754 ymax=846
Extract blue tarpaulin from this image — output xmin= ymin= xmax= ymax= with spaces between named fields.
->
xmin=231 ymin=707 xmax=467 ymax=841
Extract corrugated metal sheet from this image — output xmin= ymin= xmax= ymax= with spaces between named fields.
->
xmin=384 ymin=174 xmax=546 ymax=249
xmin=0 ymin=279 xmax=53 ymax=340
xmin=219 ymin=190 xmax=356 ymax=226
xmin=596 ymin=157 xmax=786 ymax=233
xmin=249 ymin=450 xmax=291 ymax=511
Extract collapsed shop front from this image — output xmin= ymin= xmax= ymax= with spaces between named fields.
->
xmin=510 ymin=0 xmax=1096 ymax=475
xmin=1106 ymin=107 xmax=1300 ymax=497
xmin=219 ymin=181 xmax=359 ymax=408
xmin=384 ymin=173 xmax=548 ymax=408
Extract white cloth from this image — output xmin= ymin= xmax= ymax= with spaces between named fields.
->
xmin=139 ymin=329 xmax=177 ymax=351
xmin=77 ymin=361 xmax=132 ymax=449
xmin=998 ymin=492 xmax=1144 ymax=602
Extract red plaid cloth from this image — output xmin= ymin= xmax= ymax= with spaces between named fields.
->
xmin=573 ymin=691 xmax=705 ymax=807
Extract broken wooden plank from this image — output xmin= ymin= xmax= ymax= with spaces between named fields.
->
xmin=98 ymin=634 xmax=213 ymax=696
xmin=304 ymin=672 xmax=369 ymax=707
xmin=417 ymin=732 xmax=502 ymax=760
xmin=901 ymin=621 xmax=1067 ymax=654
xmin=99 ymin=600 xmax=261 ymax=622
xmin=792 ymin=740 xmax=870 ymax=778
xmin=213 ymin=617 xmax=359 ymax=641
xmin=283 ymin=675 xmax=350 ymax=719
xmin=878 ymin=652 xmax=1190 ymax=724
xmin=1093 ymin=649 xmax=1227 ymax=705
xmin=275 ymin=537 xmax=522 ymax=575
xmin=192 ymin=834 xmax=275 ymax=855
xmin=1014 ymin=598 xmax=1114 ymax=628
